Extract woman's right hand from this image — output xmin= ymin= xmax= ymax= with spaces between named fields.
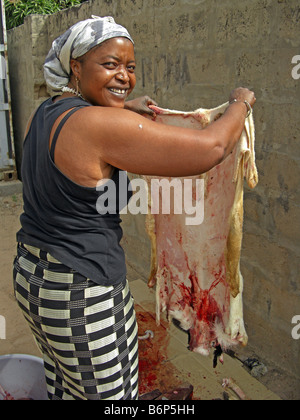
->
xmin=229 ymin=87 xmax=256 ymax=108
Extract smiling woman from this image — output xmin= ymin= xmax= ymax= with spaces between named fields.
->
xmin=13 ymin=15 xmax=255 ymax=401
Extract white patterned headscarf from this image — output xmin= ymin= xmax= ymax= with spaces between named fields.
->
xmin=44 ymin=15 xmax=134 ymax=92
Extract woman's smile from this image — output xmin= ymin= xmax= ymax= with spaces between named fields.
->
xmin=108 ymin=88 xmax=128 ymax=96
xmin=107 ymin=86 xmax=130 ymax=100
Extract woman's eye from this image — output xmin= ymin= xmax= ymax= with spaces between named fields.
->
xmin=103 ymin=62 xmax=117 ymax=69
xmin=102 ymin=62 xmax=135 ymax=73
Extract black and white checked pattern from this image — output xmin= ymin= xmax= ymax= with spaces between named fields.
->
xmin=13 ymin=243 xmax=139 ymax=400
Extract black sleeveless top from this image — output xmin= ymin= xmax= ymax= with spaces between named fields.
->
xmin=17 ymin=96 xmax=132 ymax=286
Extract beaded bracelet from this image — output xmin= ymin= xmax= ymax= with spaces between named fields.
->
xmin=229 ymin=99 xmax=252 ymax=118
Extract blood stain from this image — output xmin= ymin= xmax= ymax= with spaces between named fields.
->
xmin=136 ymin=304 xmax=182 ymax=396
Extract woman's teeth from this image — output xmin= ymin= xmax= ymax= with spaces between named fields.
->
xmin=109 ymin=88 xmax=127 ymax=94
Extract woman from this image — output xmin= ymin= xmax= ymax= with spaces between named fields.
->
xmin=13 ymin=16 xmax=255 ymax=400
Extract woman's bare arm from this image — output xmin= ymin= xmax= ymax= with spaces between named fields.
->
xmin=69 ymin=89 xmax=255 ymax=178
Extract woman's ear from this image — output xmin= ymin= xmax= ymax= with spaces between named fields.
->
xmin=70 ymin=59 xmax=81 ymax=78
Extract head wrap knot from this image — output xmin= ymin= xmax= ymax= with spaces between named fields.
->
xmin=44 ymin=15 xmax=134 ymax=92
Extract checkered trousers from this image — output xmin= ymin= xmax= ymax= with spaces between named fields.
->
xmin=13 ymin=243 xmax=139 ymax=400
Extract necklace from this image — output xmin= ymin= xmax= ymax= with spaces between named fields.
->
xmin=61 ymin=86 xmax=85 ymax=100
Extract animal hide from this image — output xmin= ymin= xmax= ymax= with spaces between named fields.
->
xmin=143 ymin=102 xmax=258 ymax=356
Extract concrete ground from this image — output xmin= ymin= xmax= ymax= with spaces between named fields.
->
xmin=0 ymin=184 xmax=297 ymax=400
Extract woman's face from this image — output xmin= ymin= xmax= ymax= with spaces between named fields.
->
xmin=71 ymin=37 xmax=136 ymax=107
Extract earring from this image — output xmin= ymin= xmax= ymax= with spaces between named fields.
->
xmin=75 ymin=77 xmax=80 ymax=96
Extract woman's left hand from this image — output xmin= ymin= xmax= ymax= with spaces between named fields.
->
xmin=125 ymin=96 xmax=158 ymax=116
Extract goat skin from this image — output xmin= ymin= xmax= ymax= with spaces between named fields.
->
xmin=143 ymin=102 xmax=257 ymax=356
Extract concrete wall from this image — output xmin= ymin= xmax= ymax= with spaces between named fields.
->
xmin=7 ymin=0 xmax=300 ymax=383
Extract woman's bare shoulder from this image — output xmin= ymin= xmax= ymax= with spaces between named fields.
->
xmin=70 ymin=105 xmax=149 ymax=141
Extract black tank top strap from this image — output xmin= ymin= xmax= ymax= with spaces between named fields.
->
xmin=50 ymin=106 xmax=85 ymax=162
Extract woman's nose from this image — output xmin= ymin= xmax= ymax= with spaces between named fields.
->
xmin=116 ymin=67 xmax=129 ymax=82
